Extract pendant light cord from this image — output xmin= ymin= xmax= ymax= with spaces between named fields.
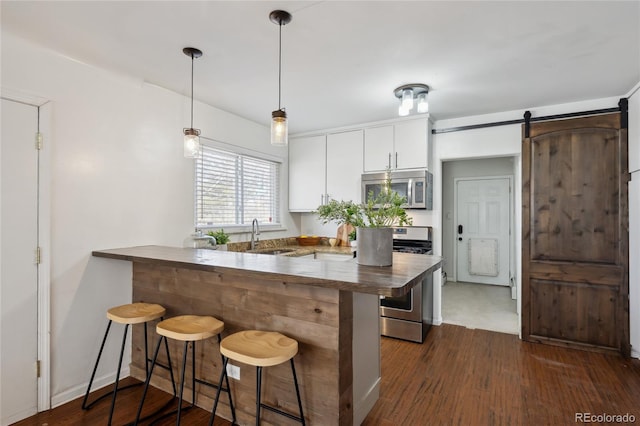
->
xmin=190 ymin=52 xmax=194 ymax=128
xmin=278 ymin=20 xmax=283 ymax=110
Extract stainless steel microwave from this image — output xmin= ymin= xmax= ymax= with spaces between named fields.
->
xmin=361 ymin=170 xmax=433 ymax=209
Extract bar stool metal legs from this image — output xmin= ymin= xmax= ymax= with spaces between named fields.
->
xmin=254 ymin=360 xmax=305 ymax=426
xmin=211 ymin=330 xmax=305 ymax=426
xmin=82 ymin=303 xmax=173 ymax=426
xmin=134 ymin=315 xmax=235 ymax=426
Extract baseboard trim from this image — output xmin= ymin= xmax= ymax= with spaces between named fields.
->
xmin=51 ymin=368 xmax=129 ymax=408
xmin=2 ymin=406 xmax=38 ymax=426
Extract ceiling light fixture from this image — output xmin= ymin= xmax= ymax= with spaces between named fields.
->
xmin=269 ymin=10 xmax=292 ymax=146
xmin=183 ymin=47 xmax=203 ymax=158
xmin=394 ymin=83 xmax=429 ymax=116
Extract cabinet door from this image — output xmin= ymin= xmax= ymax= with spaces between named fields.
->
xmin=363 ymin=125 xmax=393 ymax=172
xmin=394 ymin=119 xmax=428 ymax=170
xmin=326 ymin=130 xmax=364 ymax=202
xmin=289 ymin=135 xmax=326 ymax=211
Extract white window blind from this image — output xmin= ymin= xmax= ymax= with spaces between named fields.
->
xmin=196 ymin=145 xmax=280 ymax=228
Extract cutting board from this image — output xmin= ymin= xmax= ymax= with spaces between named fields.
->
xmin=336 ymin=224 xmax=355 ymax=247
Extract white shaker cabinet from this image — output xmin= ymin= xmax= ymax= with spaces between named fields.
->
xmin=363 ymin=125 xmax=394 ymax=171
xmin=394 ymin=118 xmax=429 ymax=170
xmin=289 ymin=130 xmax=363 ymax=211
xmin=289 ymin=135 xmax=326 ymax=211
xmin=363 ymin=118 xmax=429 ymax=172
xmin=326 ymin=130 xmax=364 ymax=203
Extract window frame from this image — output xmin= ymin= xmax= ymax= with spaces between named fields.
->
xmin=194 ymin=138 xmax=284 ymax=232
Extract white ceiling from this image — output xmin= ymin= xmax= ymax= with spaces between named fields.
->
xmin=2 ymin=1 xmax=639 ymax=133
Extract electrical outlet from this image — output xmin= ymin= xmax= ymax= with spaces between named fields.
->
xmin=226 ymin=363 xmax=240 ymax=380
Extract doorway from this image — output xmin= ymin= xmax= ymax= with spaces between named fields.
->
xmin=1 ymin=95 xmax=51 ymax=424
xmin=441 ymin=158 xmax=517 ymax=334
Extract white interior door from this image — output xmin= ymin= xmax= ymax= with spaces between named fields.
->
xmin=456 ymin=177 xmax=510 ymax=286
xmin=1 ymin=98 xmax=39 ymax=425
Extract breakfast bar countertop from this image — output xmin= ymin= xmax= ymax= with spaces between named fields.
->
xmin=92 ymin=245 xmax=442 ymax=297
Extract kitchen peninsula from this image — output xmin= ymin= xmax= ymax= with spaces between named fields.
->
xmin=92 ymin=245 xmax=442 ymax=425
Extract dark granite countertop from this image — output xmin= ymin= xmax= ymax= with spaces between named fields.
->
xmin=92 ymin=245 xmax=442 ymax=297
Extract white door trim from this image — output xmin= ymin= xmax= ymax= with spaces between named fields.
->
xmin=0 ymin=93 xmax=51 ymax=413
xmin=37 ymin=101 xmax=52 ymax=411
xmin=452 ymin=175 xmax=513 ymax=284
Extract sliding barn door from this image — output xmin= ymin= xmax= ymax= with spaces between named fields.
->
xmin=522 ymin=113 xmax=629 ymax=356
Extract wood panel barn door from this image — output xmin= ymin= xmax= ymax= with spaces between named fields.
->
xmin=522 ymin=113 xmax=629 ymax=356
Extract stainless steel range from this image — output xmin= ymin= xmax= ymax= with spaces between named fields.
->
xmin=380 ymin=226 xmax=434 ymax=343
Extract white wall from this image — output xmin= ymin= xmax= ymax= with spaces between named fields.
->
xmin=1 ymin=32 xmax=300 ymax=406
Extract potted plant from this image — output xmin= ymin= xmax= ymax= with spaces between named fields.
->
xmin=316 ymin=199 xmax=361 ymax=247
xmin=355 ymin=182 xmax=412 ymax=266
xmin=316 ymin=175 xmax=412 ymax=266
xmin=207 ymin=229 xmax=230 ymax=251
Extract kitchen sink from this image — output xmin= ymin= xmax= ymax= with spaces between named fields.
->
xmin=253 ymin=248 xmax=297 ymax=255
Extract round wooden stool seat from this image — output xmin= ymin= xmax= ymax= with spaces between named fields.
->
xmin=220 ymin=330 xmax=298 ymax=367
xmin=106 ymin=302 xmax=165 ymax=325
xmin=156 ymin=315 xmax=224 ymax=341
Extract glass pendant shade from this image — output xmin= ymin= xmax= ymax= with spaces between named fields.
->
xmin=398 ymin=104 xmax=410 ymax=117
xmin=183 ymin=128 xmax=201 ymax=158
xmin=401 ymin=88 xmax=414 ymax=111
xmin=271 ymin=109 xmax=288 ymax=146
xmin=417 ymin=93 xmax=429 ymax=113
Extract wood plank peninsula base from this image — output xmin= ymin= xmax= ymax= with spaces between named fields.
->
xmin=92 ymin=246 xmax=442 ymax=425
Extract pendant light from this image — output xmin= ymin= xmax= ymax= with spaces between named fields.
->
xmin=183 ymin=47 xmax=203 ymax=158
xmin=269 ymin=10 xmax=292 ymax=146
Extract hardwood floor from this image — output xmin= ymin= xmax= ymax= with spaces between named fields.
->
xmin=16 ymin=324 xmax=640 ymax=425
xmin=363 ymin=324 xmax=640 ymax=426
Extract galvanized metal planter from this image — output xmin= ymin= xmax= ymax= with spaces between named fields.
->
xmin=356 ymin=227 xmax=393 ymax=266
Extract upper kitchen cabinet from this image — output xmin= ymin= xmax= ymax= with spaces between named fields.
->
xmin=364 ymin=118 xmax=431 ymax=172
xmin=363 ymin=125 xmax=394 ymax=171
xmin=326 ymin=130 xmax=364 ymax=203
xmin=289 ymin=130 xmax=364 ymax=212
xmin=289 ymin=135 xmax=326 ymax=211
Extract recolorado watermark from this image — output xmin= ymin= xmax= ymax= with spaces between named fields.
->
xmin=576 ymin=412 xmax=636 ymax=423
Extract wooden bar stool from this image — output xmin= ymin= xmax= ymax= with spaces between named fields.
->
xmin=82 ymin=302 xmax=176 ymax=426
xmin=211 ymin=330 xmax=305 ymax=426
xmin=134 ymin=315 xmax=236 ymax=425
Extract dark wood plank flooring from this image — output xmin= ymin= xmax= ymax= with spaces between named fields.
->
xmin=15 ymin=324 xmax=640 ymax=425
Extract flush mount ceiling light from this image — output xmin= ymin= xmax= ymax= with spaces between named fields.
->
xmin=394 ymin=83 xmax=430 ymax=117
xmin=269 ymin=10 xmax=292 ymax=146
xmin=183 ymin=47 xmax=203 ymax=158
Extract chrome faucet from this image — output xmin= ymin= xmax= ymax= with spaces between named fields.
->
xmin=251 ymin=218 xmax=260 ymax=250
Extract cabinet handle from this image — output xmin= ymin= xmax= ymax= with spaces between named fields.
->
xmin=320 ymin=194 xmax=324 ymax=205
xmin=395 ymin=152 xmax=398 ymax=168
xmin=388 ymin=153 xmax=391 ymax=169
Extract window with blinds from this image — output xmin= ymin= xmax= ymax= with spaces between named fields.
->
xmin=195 ymin=145 xmax=281 ymax=228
